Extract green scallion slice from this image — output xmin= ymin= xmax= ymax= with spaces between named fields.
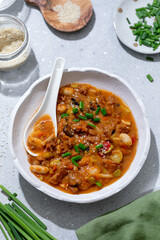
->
xmin=62 ymin=152 xmax=72 ymax=158
xmin=61 ymin=113 xmax=69 ymax=118
xmin=71 ymin=160 xmax=79 ymax=167
xmin=78 ymin=143 xmax=87 ymax=151
xmin=126 ymin=18 xmax=131 ymax=24
xmin=135 ymin=35 xmax=139 ymax=41
xmin=96 ymin=181 xmax=102 ymax=187
xmin=141 ymin=31 xmax=148 ymax=40
xmin=74 ymin=145 xmax=79 ymax=153
xmin=8 ymin=193 xmax=17 ymax=201
xmin=72 ymin=107 xmax=78 ymax=114
xmin=95 ymin=143 xmax=103 ymax=149
xmin=78 ymin=115 xmax=87 ymax=120
xmin=95 ymin=106 xmax=101 ymax=115
xmin=146 ymin=56 xmax=154 ymax=61
xmin=79 ymin=101 xmax=84 ymax=109
xmin=147 ymin=74 xmax=154 ymax=82
xmin=93 ymin=118 xmax=100 ymax=122
xmin=85 ymin=113 xmax=93 ymax=119
xmin=71 ymin=155 xmax=82 ymax=161
xmin=87 ymin=122 xmax=96 ymax=128
xmin=156 ymin=15 xmax=160 ymax=26
xmin=101 ymin=108 xmax=107 ymax=116
xmin=142 ymin=40 xmax=152 ymax=47
xmin=73 ymin=119 xmax=80 ymax=122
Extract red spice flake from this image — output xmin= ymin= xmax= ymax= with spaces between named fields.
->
xmin=68 ymin=164 xmax=74 ymax=170
xmin=118 ymin=8 xmax=123 ymax=13
xmin=133 ymin=43 xmax=138 ymax=47
xmin=131 ymin=136 xmax=136 ymax=145
xmin=103 ymin=141 xmax=111 ymax=151
xmin=53 ymin=165 xmax=57 ymax=171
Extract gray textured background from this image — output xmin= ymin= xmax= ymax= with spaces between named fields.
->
xmin=0 ymin=0 xmax=160 ymax=239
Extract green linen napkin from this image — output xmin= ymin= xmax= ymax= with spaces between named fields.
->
xmin=76 ymin=191 xmax=160 ymax=240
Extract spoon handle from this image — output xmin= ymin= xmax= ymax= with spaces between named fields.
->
xmin=42 ymin=57 xmax=65 ymax=135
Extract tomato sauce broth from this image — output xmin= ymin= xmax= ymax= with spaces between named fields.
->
xmin=27 ymin=83 xmax=138 ymax=194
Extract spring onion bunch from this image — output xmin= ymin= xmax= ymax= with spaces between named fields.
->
xmin=0 ymin=185 xmax=57 ymax=240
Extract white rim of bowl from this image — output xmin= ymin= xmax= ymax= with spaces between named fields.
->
xmin=9 ymin=68 xmax=151 ymax=203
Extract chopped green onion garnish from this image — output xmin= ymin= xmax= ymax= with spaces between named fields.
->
xmin=74 ymin=145 xmax=79 ymax=153
xmin=78 ymin=143 xmax=87 ymax=151
xmin=85 ymin=113 xmax=93 ymax=119
xmin=126 ymin=18 xmax=131 ymax=24
xmin=153 ymin=0 xmax=158 ymax=5
xmin=78 ymin=115 xmax=87 ymax=120
xmin=96 ymin=181 xmax=102 ymax=187
xmin=146 ymin=56 xmax=154 ymax=61
xmin=62 ymin=152 xmax=72 ymax=158
xmin=71 ymin=160 xmax=79 ymax=167
xmin=135 ymin=35 xmax=139 ymax=41
xmin=141 ymin=31 xmax=148 ymax=40
xmin=156 ymin=15 xmax=160 ymax=26
xmin=73 ymin=119 xmax=80 ymax=122
xmin=147 ymin=74 xmax=154 ymax=82
xmin=95 ymin=143 xmax=103 ymax=149
xmin=93 ymin=118 xmax=100 ymax=122
xmin=61 ymin=113 xmax=69 ymax=118
xmin=71 ymin=155 xmax=82 ymax=161
xmin=101 ymin=108 xmax=107 ymax=116
xmin=87 ymin=122 xmax=96 ymax=128
xmin=79 ymin=101 xmax=84 ymax=109
xmin=129 ymin=2 xmax=160 ymax=51
xmin=95 ymin=106 xmax=101 ymax=115
xmin=72 ymin=107 xmax=78 ymax=114
xmin=142 ymin=40 xmax=152 ymax=47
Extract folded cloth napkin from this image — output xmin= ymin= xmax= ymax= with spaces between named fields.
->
xmin=76 ymin=191 xmax=160 ymax=240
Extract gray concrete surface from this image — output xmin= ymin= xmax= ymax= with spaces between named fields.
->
xmin=0 ymin=0 xmax=160 ymax=239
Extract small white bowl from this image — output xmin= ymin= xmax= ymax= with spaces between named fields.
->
xmin=114 ymin=0 xmax=160 ymax=54
xmin=9 ymin=68 xmax=150 ymax=203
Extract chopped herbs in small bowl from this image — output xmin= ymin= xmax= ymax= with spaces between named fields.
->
xmin=114 ymin=0 xmax=160 ymax=54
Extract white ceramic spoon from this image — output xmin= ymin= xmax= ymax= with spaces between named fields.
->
xmin=23 ymin=57 xmax=65 ymax=157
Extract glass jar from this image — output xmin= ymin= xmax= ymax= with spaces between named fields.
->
xmin=0 ymin=14 xmax=31 ymax=71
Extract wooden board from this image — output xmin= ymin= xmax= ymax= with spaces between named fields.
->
xmin=25 ymin=0 xmax=93 ymax=32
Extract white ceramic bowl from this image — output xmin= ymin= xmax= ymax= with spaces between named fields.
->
xmin=114 ymin=0 xmax=160 ymax=54
xmin=9 ymin=68 xmax=150 ymax=203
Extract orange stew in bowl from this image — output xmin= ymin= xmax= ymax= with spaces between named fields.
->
xmin=27 ymin=83 xmax=138 ymax=194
